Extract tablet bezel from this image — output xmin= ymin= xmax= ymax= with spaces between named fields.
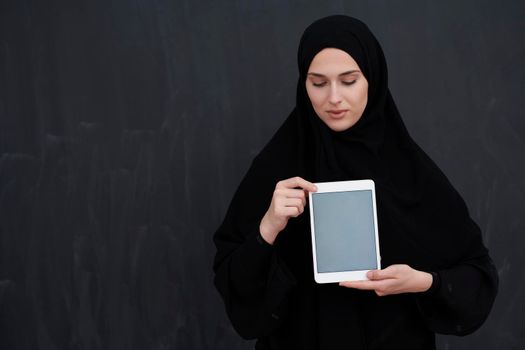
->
xmin=308 ymin=179 xmax=381 ymax=284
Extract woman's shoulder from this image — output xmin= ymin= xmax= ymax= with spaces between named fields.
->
xmin=253 ymin=109 xmax=310 ymax=172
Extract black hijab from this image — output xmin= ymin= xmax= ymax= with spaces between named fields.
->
xmin=242 ymin=15 xmax=488 ymax=271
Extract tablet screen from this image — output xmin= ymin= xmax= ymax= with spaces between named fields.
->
xmin=311 ymin=190 xmax=378 ymax=273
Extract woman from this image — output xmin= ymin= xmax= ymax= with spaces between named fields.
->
xmin=213 ymin=15 xmax=498 ymax=349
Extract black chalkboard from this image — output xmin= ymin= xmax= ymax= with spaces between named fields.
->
xmin=0 ymin=0 xmax=523 ymax=349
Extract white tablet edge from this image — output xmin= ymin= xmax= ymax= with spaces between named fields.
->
xmin=308 ymin=179 xmax=381 ymax=284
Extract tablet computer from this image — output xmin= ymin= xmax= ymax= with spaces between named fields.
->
xmin=308 ymin=179 xmax=381 ymax=283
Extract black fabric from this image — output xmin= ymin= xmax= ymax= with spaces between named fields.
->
xmin=213 ymin=15 xmax=498 ymax=349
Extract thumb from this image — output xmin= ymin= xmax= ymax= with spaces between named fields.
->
xmin=367 ymin=269 xmax=390 ymax=280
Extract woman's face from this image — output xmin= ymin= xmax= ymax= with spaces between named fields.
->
xmin=305 ymin=48 xmax=368 ymax=132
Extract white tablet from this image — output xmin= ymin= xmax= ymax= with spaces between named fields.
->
xmin=308 ymin=179 xmax=381 ymax=283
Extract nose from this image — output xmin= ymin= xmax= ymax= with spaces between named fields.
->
xmin=328 ymin=84 xmax=342 ymax=105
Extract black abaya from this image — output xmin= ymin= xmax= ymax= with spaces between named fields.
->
xmin=213 ymin=15 xmax=498 ymax=349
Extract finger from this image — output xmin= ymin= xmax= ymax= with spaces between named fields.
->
xmin=367 ymin=266 xmax=400 ymax=280
xmin=283 ymin=198 xmax=305 ymax=211
xmin=282 ymin=189 xmax=307 ymax=206
xmin=278 ymin=177 xmax=317 ymax=192
xmin=275 ymin=202 xmax=303 ymax=215
xmin=290 ymin=191 xmax=307 ymax=207
xmin=275 ymin=189 xmax=307 ymax=207
xmin=275 ymin=195 xmax=305 ymax=210
xmin=367 ymin=269 xmax=388 ymax=280
xmin=340 ymin=280 xmax=394 ymax=297
xmin=282 ymin=206 xmax=302 ymax=218
xmin=339 ymin=280 xmax=380 ymax=290
xmin=273 ymin=189 xmax=306 ymax=207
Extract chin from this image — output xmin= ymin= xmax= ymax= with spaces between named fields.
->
xmin=325 ymin=121 xmax=354 ymax=132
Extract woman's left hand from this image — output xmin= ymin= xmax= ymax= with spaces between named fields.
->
xmin=339 ymin=264 xmax=433 ymax=296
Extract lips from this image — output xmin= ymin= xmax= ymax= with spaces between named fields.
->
xmin=327 ymin=109 xmax=348 ymax=119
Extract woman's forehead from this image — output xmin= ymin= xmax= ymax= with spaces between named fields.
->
xmin=307 ymin=48 xmax=362 ymax=74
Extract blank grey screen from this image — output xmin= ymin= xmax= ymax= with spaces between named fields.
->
xmin=312 ymin=190 xmax=378 ymax=273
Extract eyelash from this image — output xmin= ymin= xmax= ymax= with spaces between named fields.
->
xmin=312 ymin=80 xmax=357 ymax=88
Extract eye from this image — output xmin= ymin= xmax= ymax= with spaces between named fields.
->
xmin=342 ymin=80 xmax=357 ymax=86
xmin=312 ymin=82 xmax=327 ymax=88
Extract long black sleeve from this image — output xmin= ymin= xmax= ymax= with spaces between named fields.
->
xmin=415 ymin=220 xmax=499 ymax=336
xmin=213 ymin=153 xmax=299 ymax=340
xmin=213 ymin=228 xmax=296 ymax=339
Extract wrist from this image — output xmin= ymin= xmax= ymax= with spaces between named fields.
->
xmin=420 ymin=271 xmax=441 ymax=296
xmin=416 ymin=271 xmax=433 ymax=293
xmin=259 ymin=216 xmax=279 ymax=245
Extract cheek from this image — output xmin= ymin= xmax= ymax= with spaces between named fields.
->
xmin=353 ymin=85 xmax=368 ymax=110
xmin=360 ymin=91 xmax=368 ymax=110
xmin=306 ymin=87 xmax=326 ymax=111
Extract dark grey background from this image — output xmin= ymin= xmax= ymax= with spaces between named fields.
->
xmin=0 ymin=0 xmax=523 ymax=349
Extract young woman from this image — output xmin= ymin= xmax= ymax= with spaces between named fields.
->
xmin=213 ymin=15 xmax=498 ymax=349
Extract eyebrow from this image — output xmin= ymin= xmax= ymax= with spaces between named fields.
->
xmin=307 ymin=70 xmax=360 ymax=78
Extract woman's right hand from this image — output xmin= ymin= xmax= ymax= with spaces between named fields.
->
xmin=259 ymin=177 xmax=317 ymax=245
